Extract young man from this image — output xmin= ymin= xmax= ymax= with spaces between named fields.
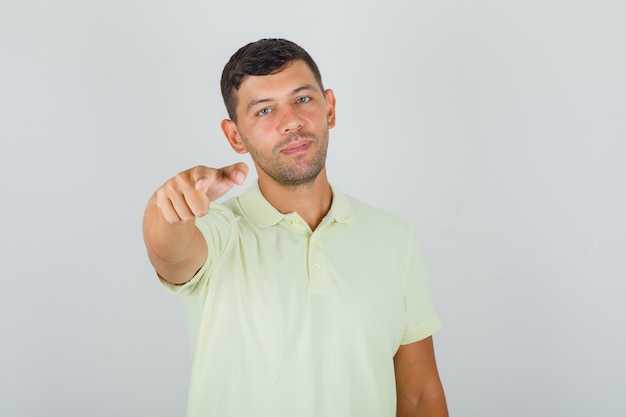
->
xmin=143 ymin=38 xmax=448 ymax=417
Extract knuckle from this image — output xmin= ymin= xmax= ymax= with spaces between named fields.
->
xmin=195 ymin=207 xmax=209 ymax=217
xmin=163 ymin=212 xmax=181 ymax=224
xmin=172 ymin=175 xmax=187 ymax=188
xmin=161 ymin=180 xmax=177 ymax=195
xmin=178 ymin=213 xmax=194 ymax=222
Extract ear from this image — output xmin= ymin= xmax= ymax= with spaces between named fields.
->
xmin=221 ymin=119 xmax=248 ymax=154
xmin=324 ymin=89 xmax=337 ymax=129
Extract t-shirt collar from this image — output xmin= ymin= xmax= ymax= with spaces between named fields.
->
xmin=238 ymin=180 xmax=355 ymax=227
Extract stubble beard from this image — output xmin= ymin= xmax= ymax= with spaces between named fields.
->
xmin=245 ymin=131 xmax=328 ymax=188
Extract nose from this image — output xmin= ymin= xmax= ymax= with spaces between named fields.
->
xmin=280 ymin=106 xmax=303 ymax=133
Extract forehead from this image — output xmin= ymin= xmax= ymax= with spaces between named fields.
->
xmin=236 ymin=60 xmax=321 ymax=105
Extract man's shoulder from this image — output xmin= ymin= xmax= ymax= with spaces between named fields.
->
xmin=338 ymin=191 xmax=412 ymax=231
xmin=206 ymin=187 xmax=252 ymax=219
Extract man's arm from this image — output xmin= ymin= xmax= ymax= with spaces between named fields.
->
xmin=394 ymin=336 xmax=449 ymax=417
xmin=142 ymin=163 xmax=247 ymax=284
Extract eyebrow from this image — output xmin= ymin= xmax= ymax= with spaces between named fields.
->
xmin=246 ymin=84 xmax=318 ymax=113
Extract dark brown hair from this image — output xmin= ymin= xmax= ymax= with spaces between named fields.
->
xmin=220 ymin=38 xmax=324 ymax=121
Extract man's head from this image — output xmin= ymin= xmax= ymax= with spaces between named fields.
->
xmin=219 ymin=39 xmax=336 ymax=189
xmin=221 ymin=38 xmax=324 ymax=122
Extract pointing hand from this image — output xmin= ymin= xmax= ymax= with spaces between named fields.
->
xmin=155 ymin=163 xmax=248 ymax=223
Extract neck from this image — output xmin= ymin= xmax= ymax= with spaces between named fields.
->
xmin=257 ymin=167 xmax=332 ymax=231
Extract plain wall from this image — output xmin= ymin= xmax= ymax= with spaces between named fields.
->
xmin=1 ymin=0 xmax=625 ymax=415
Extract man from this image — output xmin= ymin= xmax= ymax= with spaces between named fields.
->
xmin=143 ymin=38 xmax=448 ymax=417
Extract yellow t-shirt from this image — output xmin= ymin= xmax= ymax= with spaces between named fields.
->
xmin=160 ymin=182 xmax=441 ymax=417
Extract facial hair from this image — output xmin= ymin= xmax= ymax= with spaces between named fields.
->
xmin=244 ymin=131 xmax=328 ymax=188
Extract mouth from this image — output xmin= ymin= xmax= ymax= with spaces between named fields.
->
xmin=280 ymin=141 xmax=312 ymax=155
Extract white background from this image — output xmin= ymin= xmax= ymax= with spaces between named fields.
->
xmin=1 ymin=1 xmax=625 ymax=415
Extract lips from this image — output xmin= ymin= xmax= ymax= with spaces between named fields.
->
xmin=281 ymin=141 xmax=312 ymax=155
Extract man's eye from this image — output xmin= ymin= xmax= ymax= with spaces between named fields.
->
xmin=257 ymin=108 xmax=272 ymax=116
xmin=296 ymin=96 xmax=311 ymax=104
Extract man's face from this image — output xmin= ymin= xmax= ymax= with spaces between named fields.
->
xmin=222 ymin=60 xmax=336 ymax=187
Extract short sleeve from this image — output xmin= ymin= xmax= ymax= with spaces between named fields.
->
xmin=158 ymin=203 xmax=237 ymax=297
xmin=401 ymin=229 xmax=442 ymax=344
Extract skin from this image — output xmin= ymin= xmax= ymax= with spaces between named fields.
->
xmin=142 ymin=59 xmax=448 ymax=416
xmin=395 ymin=337 xmax=449 ymax=417
xmin=221 ymin=60 xmax=336 ymax=230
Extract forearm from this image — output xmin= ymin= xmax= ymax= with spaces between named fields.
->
xmin=394 ymin=338 xmax=449 ymax=417
xmin=397 ymin=390 xmax=448 ymax=417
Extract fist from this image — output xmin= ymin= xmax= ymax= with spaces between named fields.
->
xmin=155 ymin=163 xmax=248 ymax=223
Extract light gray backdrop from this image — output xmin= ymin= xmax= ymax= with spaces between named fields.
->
xmin=1 ymin=0 xmax=625 ymax=416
